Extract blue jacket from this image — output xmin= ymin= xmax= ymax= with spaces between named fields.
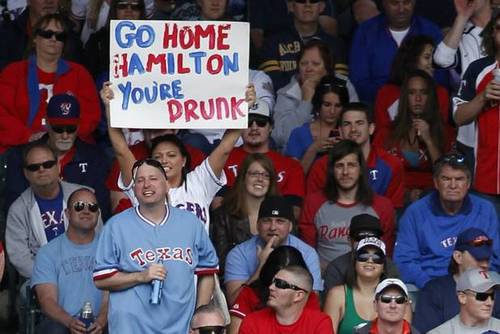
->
xmin=348 ymin=14 xmax=445 ymax=102
xmin=414 ymin=274 xmax=500 ymax=333
xmin=5 ymin=136 xmax=111 ymax=219
xmin=393 ymin=191 xmax=500 ymax=288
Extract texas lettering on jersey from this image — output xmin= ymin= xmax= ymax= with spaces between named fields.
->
xmin=130 ymin=247 xmax=193 ymax=267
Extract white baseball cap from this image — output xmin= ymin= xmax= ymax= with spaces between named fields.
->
xmin=375 ymin=278 xmax=409 ymax=297
xmin=356 ymin=237 xmax=386 ymax=255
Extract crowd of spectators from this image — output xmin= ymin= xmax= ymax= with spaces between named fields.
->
xmin=0 ymin=0 xmax=499 ymax=333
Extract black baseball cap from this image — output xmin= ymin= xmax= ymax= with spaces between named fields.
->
xmin=258 ymin=196 xmax=294 ymax=222
xmin=349 ymin=214 xmax=383 ymax=239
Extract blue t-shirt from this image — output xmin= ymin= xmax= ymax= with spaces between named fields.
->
xmin=31 ymin=233 xmax=102 ymax=317
xmin=35 ymin=190 xmax=65 ymax=242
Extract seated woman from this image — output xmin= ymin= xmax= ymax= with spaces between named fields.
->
xmin=228 ymin=245 xmax=320 ymax=334
xmin=100 ymin=82 xmax=256 ymax=231
xmin=374 ymin=69 xmax=450 ymax=203
xmin=210 ymin=153 xmax=279 ymax=274
xmin=374 ymin=35 xmax=454 ymax=140
xmin=285 ymin=75 xmax=349 ymax=173
xmin=272 ymin=39 xmax=358 ymax=152
xmin=323 ymin=238 xmax=409 ymax=334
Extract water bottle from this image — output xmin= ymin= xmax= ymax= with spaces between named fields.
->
xmin=150 ymin=260 xmax=164 ymax=305
xmin=78 ymin=301 xmax=94 ymax=330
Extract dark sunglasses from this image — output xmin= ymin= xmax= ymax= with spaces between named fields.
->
xmin=51 ymin=125 xmax=77 ymax=134
xmin=272 ymin=278 xmax=308 ymax=292
xmin=191 ymin=325 xmax=225 ymax=334
xmin=248 ymin=117 xmax=269 ymax=128
xmin=116 ymin=2 xmax=142 ymax=10
xmin=356 ymin=251 xmax=385 ymax=265
xmin=25 ymin=160 xmax=57 ymax=172
xmin=132 ymin=158 xmax=167 ymax=179
xmin=36 ymin=29 xmax=67 ymax=42
xmin=465 ymin=291 xmax=495 ymax=302
xmin=379 ymin=295 xmax=408 ymax=304
xmin=73 ymin=201 xmax=99 ymax=213
xmin=294 ymin=0 xmax=321 ymax=3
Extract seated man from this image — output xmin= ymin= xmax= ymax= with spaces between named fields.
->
xmin=31 ymin=188 xmax=108 ymax=334
xmin=299 ymin=140 xmax=395 ymax=270
xmin=224 ymin=196 xmax=322 ymax=305
xmin=189 ymin=304 xmax=226 ymax=334
xmin=323 ymin=213 xmax=399 ymax=291
xmin=6 ymin=142 xmax=102 ymax=279
xmin=394 ymin=153 xmax=500 ymax=288
xmin=239 ymin=265 xmax=334 ymax=334
xmin=5 ymin=93 xmax=111 ymax=219
xmin=414 ymin=227 xmax=500 ymax=333
xmin=429 ymin=268 xmax=500 ymax=333
xmin=355 ymin=278 xmax=418 ymax=334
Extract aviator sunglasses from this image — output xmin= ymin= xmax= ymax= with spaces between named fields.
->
xmin=24 ymin=160 xmax=57 ymax=172
xmin=36 ymin=29 xmax=67 ymax=42
xmin=463 ymin=291 xmax=495 ymax=302
xmin=72 ymin=201 xmax=99 ymax=213
xmin=379 ymin=295 xmax=408 ymax=304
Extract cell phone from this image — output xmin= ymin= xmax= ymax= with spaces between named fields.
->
xmin=329 ymin=129 xmax=340 ymax=138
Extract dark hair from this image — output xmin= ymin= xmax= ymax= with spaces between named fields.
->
xmin=29 ymin=14 xmax=69 ymax=57
xmin=324 ymin=140 xmax=374 ymax=205
xmin=388 ymin=35 xmax=435 ymax=85
xmin=312 ymin=75 xmax=349 ymax=117
xmin=340 ymin=102 xmax=373 ymax=124
xmin=67 ymin=188 xmax=96 ymax=207
xmin=108 ymin=0 xmax=146 ymax=21
xmin=345 ymin=247 xmax=388 ymax=289
xmin=150 ymin=134 xmax=190 ymax=189
xmin=297 ymin=40 xmax=335 ymax=76
xmin=482 ymin=10 xmax=500 ymax=57
xmin=388 ymin=69 xmax=445 ymax=152
xmin=448 ymin=254 xmax=460 ymax=275
xmin=432 ymin=153 xmax=471 ymax=180
xmin=22 ymin=142 xmax=57 ymax=167
xmin=222 ymin=153 xmax=279 ymax=218
xmin=251 ymin=246 xmax=308 ymax=308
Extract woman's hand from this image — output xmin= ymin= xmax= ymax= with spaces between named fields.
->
xmin=301 ymin=75 xmax=322 ymax=102
xmin=413 ymin=118 xmax=431 ymax=143
xmin=100 ymin=82 xmax=114 ymax=107
xmin=311 ymin=137 xmax=337 ymax=153
xmin=245 ymin=83 xmax=256 ymax=107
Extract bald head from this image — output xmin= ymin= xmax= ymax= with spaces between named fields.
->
xmin=189 ymin=304 xmax=225 ymax=333
xmin=281 ymin=265 xmax=313 ymax=293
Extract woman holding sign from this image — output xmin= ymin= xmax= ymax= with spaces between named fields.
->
xmin=100 ymin=82 xmax=256 ymax=231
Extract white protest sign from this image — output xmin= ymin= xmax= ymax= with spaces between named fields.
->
xmin=109 ymin=20 xmax=250 ymax=129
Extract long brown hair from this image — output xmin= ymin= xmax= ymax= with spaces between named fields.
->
xmin=388 ymin=69 xmax=444 ymax=151
xmin=26 ymin=14 xmax=69 ymax=58
xmin=222 ymin=153 xmax=279 ymax=218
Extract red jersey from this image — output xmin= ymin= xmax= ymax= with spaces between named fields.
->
xmin=239 ymin=306 xmax=334 ymax=334
xmin=224 ymin=147 xmax=305 ymax=203
xmin=306 ymin=146 xmax=404 ymax=208
xmin=230 ymin=285 xmax=320 ymax=319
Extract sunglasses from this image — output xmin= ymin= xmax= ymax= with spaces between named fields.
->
xmin=437 ymin=153 xmax=466 ymax=166
xmin=464 ymin=291 xmax=495 ymax=302
xmin=25 ymin=160 xmax=57 ymax=172
xmin=116 ymin=2 xmax=142 ymax=10
xmin=51 ymin=125 xmax=77 ymax=134
xmin=272 ymin=278 xmax=308 ymax=292
xmin=248 ymin=117 xmax=269 ymax=128
xmin=36 ymin=29 xmax=67 ymax=42
xmin=73 ymin=201 xmax=99 ymax=213
xmin=379 ymin=295 xmax=408 ymax=304
xmin=191 ymin=326 xmax=225 ymax=334
xmin=294 ymin=0 xmax=322 ymax=3
xmin=356 ymin=251 xmax=385 ymax=265
xmin=132 ymin=158 xmax=167 ymax=180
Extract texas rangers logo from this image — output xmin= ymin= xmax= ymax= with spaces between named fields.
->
xmin=130 ymin=247 xmax=193 ymax=267
xmin=60 ymin=102 xmax=72 ymax=115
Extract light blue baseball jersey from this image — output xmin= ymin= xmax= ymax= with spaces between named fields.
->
xmin=93 ymin=205 xmax=218 ymax=334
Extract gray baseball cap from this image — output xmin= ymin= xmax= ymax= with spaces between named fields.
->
xmin=456 ymin=268 xmax=500 ymax=292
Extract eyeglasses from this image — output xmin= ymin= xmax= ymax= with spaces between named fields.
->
xmin=272 ymin=278 xmax=308 ymax=292
xmin=379 ymin=295 xmax=408 ymax=304
xmin=463 ymin=291 xmax=495 ymax=302
xmin=355 ymin=251 xmax=385 ymax=265
xmin=116 ymin=2 xmax=142 ymax=10
xmin=132 ymin=158 xmax=167 ymax=180
xmin=247 ymin=171 xmax=271 ymax=179
xmin=51 ymin=125 xmax=77 ymax=134
xmin=353 ymin=232 xmax=379 ymax=242
xmin=36 ymin=29 xmax=67 ymax=42
xmin=248 ymin=116 xmax=269 ymax=128
xmin=191 ymin=325 xmax=225 ymax=334
xmin=25 ymin=160 xmax=57 ymax=172
xmin=294 ymin=0 xmax=322 ymax=4
xmin=436 ymin=153 xmax=465 ymax=166
xmin=72 ymin=201 xmax=99 ymax=213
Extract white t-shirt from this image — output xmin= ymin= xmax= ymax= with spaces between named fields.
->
xmin=390 ymin=27 xmax=410 ymax=47
xmin=428 ymin=314 xmax=500 ymax=334
xmin=119 ymin=158 xmax=226 ymax=232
